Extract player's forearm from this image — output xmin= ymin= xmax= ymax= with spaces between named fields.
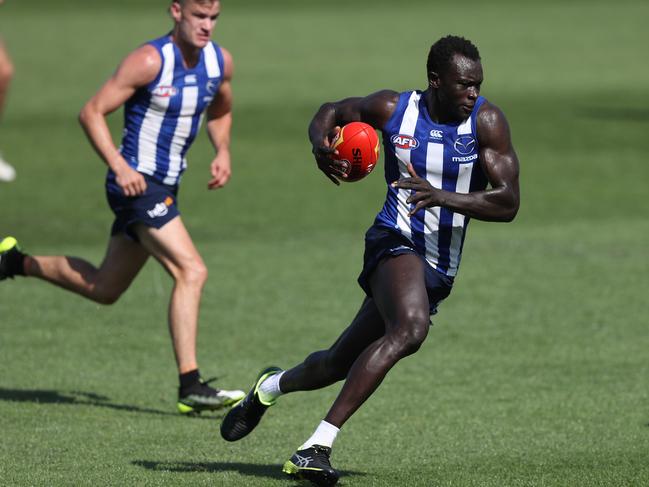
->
xmin=308 ymin=103 xmax=337 ymax=147
xmin=78 ymin=104 xmax=126 ymax=172
xmin=434 ymin=187 xmax=519 ymax=222
xmin=207 ymin=113 xmax=232 ymax=154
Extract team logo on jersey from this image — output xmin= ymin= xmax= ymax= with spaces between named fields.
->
xmin=454 ymin=135 xmax=476 ymax=155
xmin=152 ymin=85 xmax=178 ymax=98
xmin=391 ymin=134 xmax=419 ymax=150
xmin=184 ymin=74 xmax=197 ymax=85
xmin=206 ymin=80 xmax=218 ymax=95
xmin=429 ymin=129 xmax=443 ymax=139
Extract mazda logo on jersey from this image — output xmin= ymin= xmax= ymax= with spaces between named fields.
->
xmin=454 ymin=135 xmax=476 ymax=155
xmin=152 ymin=85 xmax=178 ymax=98
xmin=391 ymin=134 xmax=419 ymax=150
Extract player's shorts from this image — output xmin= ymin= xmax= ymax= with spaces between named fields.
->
xmin=105 ymin=175 xmax=180 ymax=242
xmin=358 ymin=224 xmax=454 ymax=316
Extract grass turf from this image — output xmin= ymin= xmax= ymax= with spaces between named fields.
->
xmin=1 ymin=0 xmax=648 ymax=485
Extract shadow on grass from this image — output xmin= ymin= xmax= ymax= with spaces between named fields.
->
xmin=0 ymin=387 xmax=220 ymax=420
xmin=133 ymin=459 xmax=366 ymax=481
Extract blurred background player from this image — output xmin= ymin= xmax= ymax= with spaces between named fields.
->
xmin=0 ymin=0 xmax=244 ymax=413
xmin=221 ymin=35 xmax=520 ymax=485
xmin=0 ymin=0 xmax=17 ymax=182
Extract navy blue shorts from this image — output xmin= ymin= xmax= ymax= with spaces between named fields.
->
xmin=105 ymin=175 xmax=180 ymax=242
xmin=358 ymin=225 xmax=454 ymax=315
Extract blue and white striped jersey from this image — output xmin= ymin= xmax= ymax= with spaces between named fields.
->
xmin=375 ymin=91 xmax=489 ymax=277
xmin=111 ymin=35 xmax=225 ymax=189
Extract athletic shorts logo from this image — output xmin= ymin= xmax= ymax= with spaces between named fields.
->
xmin=391 ymin=134 xmax=419 ymax=150
xmin=147 ymin=197 xmax=174 ymax=218
xmin=429 ymin=130 xmax=443 ymax=139
xmin=454 ymin=135 xmax=476 ymax=155
xmin=152 ymin=85 xmax=178 ymax=98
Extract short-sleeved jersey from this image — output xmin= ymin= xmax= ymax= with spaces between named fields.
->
xmin=110 ymin=34 xmax=225 ymax=190
xmin=374 ymin=91 xmax=489 ymax=277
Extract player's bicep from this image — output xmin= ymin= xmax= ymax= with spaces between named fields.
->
xmin=478 ymin=103 xmax=520 ymax=190
xmin=334 ymin=90 xmax=398 ymax=130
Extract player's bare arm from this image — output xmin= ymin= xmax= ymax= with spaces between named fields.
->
xmin=79 ymin=45 xmax=161 ymax=197
xmin=393 ymin=101 xmax=520 ymax=222
xmin=308 ymin=90 xmax=398 ymax=185
xmin=205 ymin=46 xmax=233 ymax=190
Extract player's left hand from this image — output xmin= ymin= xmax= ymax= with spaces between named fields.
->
xmin=391 ymin=163 xmax=440 ymax=216
xmin=208 ymin=151 xmax=232 ymax=189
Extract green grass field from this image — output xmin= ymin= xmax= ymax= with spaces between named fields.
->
xmin=1 ymin=0 xmax=649 ymax=485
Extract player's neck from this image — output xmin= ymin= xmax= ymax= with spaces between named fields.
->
xmin=171 ymin=34 xmax=202 ymax=69
xmin=423 ymin=88 xmax=454 ymax=125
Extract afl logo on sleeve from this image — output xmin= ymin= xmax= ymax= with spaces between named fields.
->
xmin=390 ymin=134 xmax=419 ymax=150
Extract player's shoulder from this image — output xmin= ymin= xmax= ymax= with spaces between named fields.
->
xmin=476 ymin=99 xmax=509 ymax=128
xmin=476 ymin=99 xmax=512 ymax=144
xmin=361 ymin=90 xmax=400 ymax=126
xmin=116 ymin=44 xmax=162 ymax=86
xmin=216 ymin=44 xmax=233 ymax=78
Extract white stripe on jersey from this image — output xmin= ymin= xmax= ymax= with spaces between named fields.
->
xmin=424 ymin=142 xmax=444 ymax=267
xmin=394 ymin=91 xmax=421 ymax=240
xmin=457 ymin=116 xmax=472 ymax=135
xmin=136 ymin=43 xmax=175 ymax=175
xmin=163 ymin=86 xmax=199 ymax=185
xmin=204 ymin=42 xmax=221 ymax=78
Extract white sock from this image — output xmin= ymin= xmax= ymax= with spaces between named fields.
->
xmin=299 ymin=420 xmax=340 ymax=449
xmin=258 ymin=371 xmax=285 ymax=403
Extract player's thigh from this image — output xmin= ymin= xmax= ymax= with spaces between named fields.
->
xmin=369 ymin=253 xmax=430 ymax=331
xmin=133 ymin=217 xmax=205 ymax=278
xmin=97 ymin=234 xmax=149 ymax=293
xmin=327 ymin=297 xmax=386 ymax=366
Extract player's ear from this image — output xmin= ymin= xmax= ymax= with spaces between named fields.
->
xmin=428 ymin=71 xmax=440 ymax=89
xmin=169 ymin=1 xmax=182 ymax=22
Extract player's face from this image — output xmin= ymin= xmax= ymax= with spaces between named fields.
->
xmin=432 ymin=54 xmax=483 ymax=122
xmin=171 ymin=1 xmax=220 ymax=49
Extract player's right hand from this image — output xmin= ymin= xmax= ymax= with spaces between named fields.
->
xmin=312 ymin=126 xmax=346 ymax=185
xmin=115 ymin=165 xmax=147 ymax=196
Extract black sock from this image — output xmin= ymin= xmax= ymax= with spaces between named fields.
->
xmin=14 ymin=250 xmax=26 ymax=276
xmin=179 ymin=369 xmax=201 ymax=392
xmin=6 ymin=248 xmax=27 ymax=277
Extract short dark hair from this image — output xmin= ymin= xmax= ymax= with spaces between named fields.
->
xmin=426 ymin=35 xmax=480 ymax=77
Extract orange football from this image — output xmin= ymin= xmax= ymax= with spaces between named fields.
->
xmin=331 ymin=122 xmax=380 ymax=182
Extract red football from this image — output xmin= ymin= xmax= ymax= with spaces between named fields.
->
xmin=331 ymin=121 xmax=380 ymax=182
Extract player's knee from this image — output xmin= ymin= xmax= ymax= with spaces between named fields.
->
xmin=391 ymin=313 xmax=429 ymax=356
xmin=176 ymin=261 xmax=208 ymax=288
